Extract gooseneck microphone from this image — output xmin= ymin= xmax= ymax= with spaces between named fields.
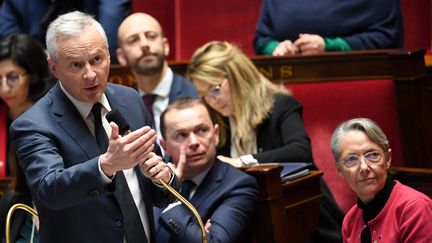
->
xmin=106 ymin=109 xmax=131 ymax=136
xmin=106 ymin=109 xmax=208 ymax=243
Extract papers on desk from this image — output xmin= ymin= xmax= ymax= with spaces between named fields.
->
xmin=280 ymin=162 xmax=313 ymax=182
xmin=251 ymin=162 xmax=313 ymax=181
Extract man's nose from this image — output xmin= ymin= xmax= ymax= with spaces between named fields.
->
xmin=83 ymin=63 xmax=96 ymax=80
xmin=139 ymin=34 xmax=149 ymax=47
xmin=187 ymin=133 xmax=200 ymax=150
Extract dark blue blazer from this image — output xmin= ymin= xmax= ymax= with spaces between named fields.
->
xmin=9 ymin=83 xmax=176 ymax=243
xmin=168 ymin=73 xmax=198 ymax=101
xmin=155 ymin=160 xmax=259 ymax=243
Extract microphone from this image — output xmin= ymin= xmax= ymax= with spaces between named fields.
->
xmin=105 ymin=109 xmax=208 ymax=243
xmin=106 ymin=109 xmax=131 ymax=135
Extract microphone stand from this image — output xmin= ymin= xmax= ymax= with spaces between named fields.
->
xmin=159 ymin=179 xmax=208 ymax=243
xmin=5 ymin=203 xmax=38 ymax=243
xmin=106 ymin=109 xmax=207 ymax=242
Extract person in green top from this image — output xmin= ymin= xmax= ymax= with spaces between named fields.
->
xmin=254 ymin=0 xmax=404 ymax=56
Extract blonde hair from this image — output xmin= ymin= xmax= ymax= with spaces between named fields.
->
xmin=187 ymin=41 xmax=288 ymax=148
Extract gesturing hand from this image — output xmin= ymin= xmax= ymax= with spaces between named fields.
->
xmin=173 ymin=145 xmax=187 ymax=181
xmin=100 ymin=122 xmax=156 ymax=177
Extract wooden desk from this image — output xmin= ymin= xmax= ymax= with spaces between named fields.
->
xmin=243 ymin=165 xmax=322 ymax=243
xmin=109 ymin=49 xmax=432 ymax=167
xmin=390 ymin=166 xmax=432 ymax=197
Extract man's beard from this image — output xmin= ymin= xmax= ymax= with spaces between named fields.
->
xmin=132 ymin=53 xmax=165 ymax=76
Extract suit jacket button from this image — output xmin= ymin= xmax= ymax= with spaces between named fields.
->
xmin=115 ymin=220 xmax=123 ymax=228
xmin=88 ymin=190 xmax=100 ymax=197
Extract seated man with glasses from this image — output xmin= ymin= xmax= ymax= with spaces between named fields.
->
xmin=330 ymin=118 xmax=432 ymax=243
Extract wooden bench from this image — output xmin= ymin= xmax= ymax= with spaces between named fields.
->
xmin=243 ymin=164 xmax=322 ymax=243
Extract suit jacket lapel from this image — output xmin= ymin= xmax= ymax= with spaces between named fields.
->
xmin=168 ymin=74 xmax=182 ymax=102
xmin=191 ymin=161 xmax=224 ymax=209
xmin=50 ymin=84 xmax=100 ymax=159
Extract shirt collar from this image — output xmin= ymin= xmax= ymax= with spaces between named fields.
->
xmin=138 ymin=68 xmax=173 ymax=98
xmin=188 ymin=165 xmax=212 ymax=188
xmin=59 ymin=82 xmax=111 ymax=120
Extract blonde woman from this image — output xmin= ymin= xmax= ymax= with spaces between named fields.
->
xmin=187 ymin=41 xmax=344 ymax=242
xmin=187 ymin=40 xmax=312 ymax=166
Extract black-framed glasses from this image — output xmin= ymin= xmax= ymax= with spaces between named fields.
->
xmin=340 ymin=151 xmax=383 ymax=168
xmin=0 ymin=73 xmax=27 ymax=88
xmin=203 ymin=79 xmax=227 ymax=101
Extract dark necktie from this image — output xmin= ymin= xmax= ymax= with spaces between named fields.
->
xmin=91 ymin=103 xmax=148 ymax=243
xmin=180 ymin=180 xmax=196 ymax=199
xmin=91 ymin=103 xmax=108 ymax=151
xmin=142 ymin=94 xmax=157 ymax=123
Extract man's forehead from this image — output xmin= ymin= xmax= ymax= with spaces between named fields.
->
xmin=166 ymin=107 xmax=212 ymax=130
xmin=121 ymin=15 xmax=162 ymax=37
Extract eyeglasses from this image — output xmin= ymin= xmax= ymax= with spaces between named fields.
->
xmin=202 ymin=79 xmax=227 ymax=101
xmin=0 ymin=73 xmax=27 ymax=88
xmin=340 ymin=151 xmax=383 ymax=168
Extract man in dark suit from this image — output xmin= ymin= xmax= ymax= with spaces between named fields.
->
xmin=9 ymin=11 xmax=178 ymax=243
xmin=155 ymin=98 xmax=259 ymax=242
xmin=116 ymin=12 xmax=198 ymax=137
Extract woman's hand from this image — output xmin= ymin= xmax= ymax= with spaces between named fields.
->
xmin=217 ymin=155 xmax=242 ymax=168
xmin=294 ymin=34 xmax=325 ymax=54
xmin=272 ymin=40 xmax=300 ymax=56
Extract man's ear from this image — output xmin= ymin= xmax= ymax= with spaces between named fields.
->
xmin=116 ymin=48 xmax=128 ymax=67
xmin=47 ymin=56 xmax=58 ymax=79
xmin=163 ymin=37 xmax=170 ymax=57
xmin=214 ymin=123 xmax=219 ymax=145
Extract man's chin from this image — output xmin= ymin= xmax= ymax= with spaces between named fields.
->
xmin=135 ymin=64 xmax=163 ymax=76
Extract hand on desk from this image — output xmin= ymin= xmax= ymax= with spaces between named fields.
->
xmin=272 ymin=40 xmax=300 ymax=56
xmin=294 ymin=34 xmax=325 ymax=54
xmin=217 ymin=155 xmax=242 ymax=168
xmin=273 ymin=34 xmax=325 ymax=56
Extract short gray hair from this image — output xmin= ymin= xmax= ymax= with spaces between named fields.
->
xmin=330 ymin=118 xmax=389 ymax=162
xmin=46 ymin=11 xmax=108 ymax=62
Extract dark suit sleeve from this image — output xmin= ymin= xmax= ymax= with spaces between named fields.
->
xmin=158 ymin=170 xmax=258 ymax=243
xmin=10 ymin=117 xmax=109 ymax=210
xmin=254 ymin=95 xmax=313 ymax=163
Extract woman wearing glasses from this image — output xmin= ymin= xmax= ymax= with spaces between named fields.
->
xmin=331 ymin=118 xmax=432 ymax=242
xmin=187 ymin=41 xmax=344 ymax=242
xmin=0 ymin=33 xmax=54 ymax=243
